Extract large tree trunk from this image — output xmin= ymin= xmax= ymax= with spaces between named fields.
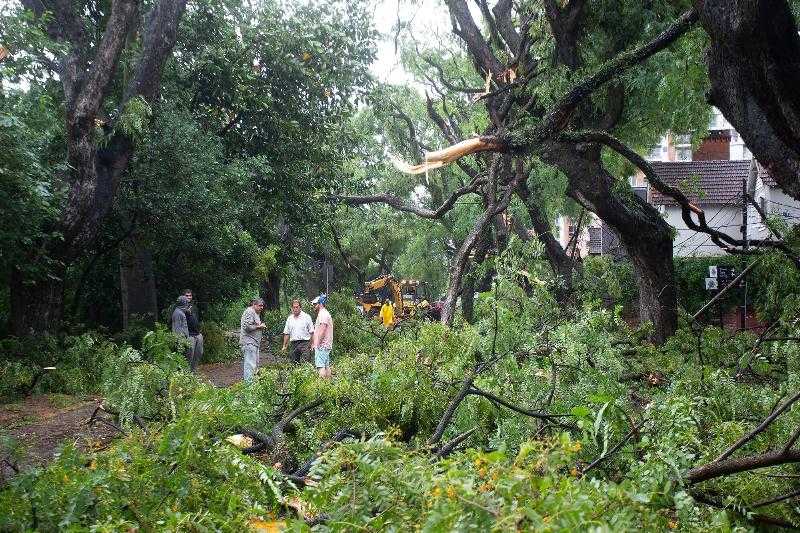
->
xmin=10 ymin=267 xmax=65 ymax=337
xmin=11 ymin=0 xmax=187 ymax=336
xmin=460 ymin=227 xmax=493 ymax=323
xmin=543 ymin=142 xmax=677 ymax=343
xmin=119 ymin=233 xmax=158 ymax=329
xmin=698 ymin=0 xmax=800 ymax=200
xmin=441 ymin=209 xmax=495 ymax=325
xmin=260 ymin=270 xmax=281 ymax=311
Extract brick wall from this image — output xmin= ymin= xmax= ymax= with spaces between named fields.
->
xmin=694 ymin=135 xmax=730 ymax=161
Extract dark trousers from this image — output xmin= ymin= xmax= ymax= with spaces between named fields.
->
xmin=289 ymin=340 xmax=311 ymax=363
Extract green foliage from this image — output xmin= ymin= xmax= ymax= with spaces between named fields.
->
xmin=577 ymin=256 xmax=636 ymax=311
xmin=115 ymin=95 xmax=152 ymax=141
xmin=0 ymin=91 xmax=64 ymax=330
xmin=0 ymin=425 xmax=283 ymax=531
xmin=0 ymin=334 xmax=115 ymax=401
xmin=254 ymin=245 xmax=281 ymax=280
xmin=5 ymin=301 xmax=800 ymax=530
xmin=200 ymin=320 xmax=234 ymax=363
xmin=101 ymin=326 xmax=189 ymax=424
xmin=673 ymin=255 xmax=743 ymax=314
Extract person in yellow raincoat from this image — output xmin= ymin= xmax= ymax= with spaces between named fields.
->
xmin=379 ymin=299 xmax=394 ymax=328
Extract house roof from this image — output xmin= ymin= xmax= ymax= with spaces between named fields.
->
xmin=588 ymin=226 xmax=601 ymax=255
xmin=649 ymin=160 xmax=754 ymax=206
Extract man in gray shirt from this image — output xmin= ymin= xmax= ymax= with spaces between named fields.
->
xmin=171 ymin=295 xmax=194 ymax=369
xmin=240 ymin=297 xmax=266 ymax=382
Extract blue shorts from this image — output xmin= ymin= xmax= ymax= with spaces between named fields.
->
xmin=314 ymin=348 xmax=331 ymax=368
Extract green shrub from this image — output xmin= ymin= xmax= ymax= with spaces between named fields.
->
xmin=3 ymin=295 xmax=800 ymax=530
xmin=0 ymin=334 xmax=116 ymax=400
xmin=0 ymin=360 xmax=36 ymax=401
xmin=200 ymin=320 xmax=234 ymax=363
xmin=577 ymin=256 xmax=637 ymax=312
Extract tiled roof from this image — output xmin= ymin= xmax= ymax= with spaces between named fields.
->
xmin=588 ymin=226 xmax=601 ymax=255
xmin=649 ymin=160 xmax=750 ymax=206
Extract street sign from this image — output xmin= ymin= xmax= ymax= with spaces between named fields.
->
xmin=705 ymin=278 xmax=718 ymax=290
xmin=718 ymin=266 xmax=736 ymax=280
xmin=718 ymin=266 xmax=737 ymax=287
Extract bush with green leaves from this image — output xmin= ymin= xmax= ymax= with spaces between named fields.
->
xmin=576 ymin=256 xmax=637 ymax=312
xmin=5 ymin=295 xmax=800 ymax=530
xmin=0 ymin=333 xmax=117 ymax=401
xmin=200 ymin=320 xmax=235 ymax=363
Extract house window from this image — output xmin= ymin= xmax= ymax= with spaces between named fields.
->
xmin=647 ymin=145 xmax=663 ymax=160
xmin=674 ymin=133 xmax=692 ymax=161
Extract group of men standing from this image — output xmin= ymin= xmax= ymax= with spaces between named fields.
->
xmin=170 ymin=289 xmax=204 ymax=371
xmin=239 ymin=293 xmax=333 ymax=381
xmin=170 ymin=288 xmax=334 ymax=381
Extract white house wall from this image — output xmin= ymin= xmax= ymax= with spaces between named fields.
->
xmin=767 ymin=188 xmax=800 ymax=226
xmin=665 ymin=205 xmax=742 ymax=257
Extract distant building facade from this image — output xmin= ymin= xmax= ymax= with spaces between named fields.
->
xmin=556 ymin=108 xmax=800 ymax=258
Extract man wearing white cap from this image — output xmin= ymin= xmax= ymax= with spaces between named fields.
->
xmin=311 ymin=294 xmax=333 ymax=379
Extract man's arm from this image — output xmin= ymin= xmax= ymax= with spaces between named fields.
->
xmin=282 ymin=316 xmax=291 ymax=351
xmin=243 ymin=311 xmax=262 ymax=333
xmin=312 ymin=322 xmax=327 ymax=349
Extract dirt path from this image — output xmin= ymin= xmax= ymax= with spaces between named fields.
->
xmin=0 ymin=356 xmax=273 ymax=480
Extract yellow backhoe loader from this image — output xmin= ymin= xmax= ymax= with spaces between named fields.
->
xmin=357 ymin=275 xmax=428 ymax=322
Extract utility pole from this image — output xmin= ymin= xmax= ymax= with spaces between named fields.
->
xmin=740 ymin=177 xmax=748 ymax=330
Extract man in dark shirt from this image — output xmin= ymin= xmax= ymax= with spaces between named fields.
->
xmin=183 ymin=289 xmax=203 ymax=371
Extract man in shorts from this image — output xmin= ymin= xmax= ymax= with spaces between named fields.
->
xmin=311 ymin=294 xmax=333 ymax=379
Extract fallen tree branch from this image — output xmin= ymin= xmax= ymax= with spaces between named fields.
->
xmin=467 ymin=387 xmax=571 ymax=420
xmin=752 ymin=487 xmax=800 ymax=509
xmin=435 ymin=427 xmax=478 ymax=459
xmin=714 ymin=389 xmax=800 ymax=462
xmin=690 ymin=490 xmax=797 ymax=529
xmin=687 ymin=449 xmax=800 ymax=484
xmin=240 ymin=398 xmax=326 ymax=455
xmin=581 ymin=420 xmax=644 ymax=476
xmin=292 ymin=428 xmax=360 ymax=479
xmin=428 ymin=367 xmax=480 ymax=447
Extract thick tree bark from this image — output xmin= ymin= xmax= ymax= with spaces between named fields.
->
xmin=9 ymin=267 xmax=65 ymax=337
xmin=460 ymin=227 xmax=493 ymax=323
xmin=697 ymin=0 xmax=800 ymax=200
xmin=541 ymin=142 xmax=677 ymax=343
xmin=11 ymin=0 xmax=188 ymax=336
xmin=260 ymin=270 xmax=281 ymax=311
xmin=441 ymin=165 xmax=520 ymax=325
xmin=441 ymin=210 xmax=495 ymax=325
xmin=119 ymin=233 xmax=158 ymax=329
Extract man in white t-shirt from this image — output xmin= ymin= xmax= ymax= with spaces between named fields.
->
xmin=311 ymin=294 xmax=333 ymax=379
xmin=281 ymin=299 xmax=314 ymax=364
